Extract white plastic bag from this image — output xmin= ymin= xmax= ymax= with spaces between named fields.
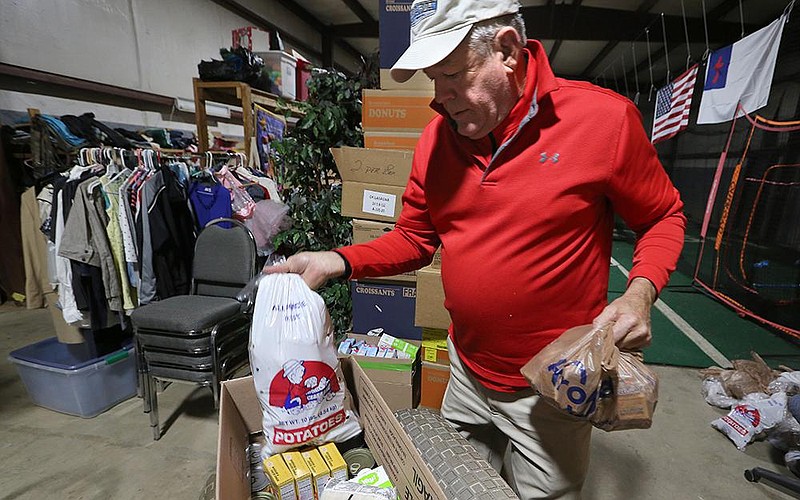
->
xmin=711 ymin=392 xmax=787 ymax=450
xmin=250 ymin=273 xmax=362 ymax=455
xmin=702 ymin=377 xmax=739 ymax=409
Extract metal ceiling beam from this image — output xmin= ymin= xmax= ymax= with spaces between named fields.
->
xmin=276 ymin=0 xmax=365 ymax=62
xmin=331 ymin=22 xmax=379 ymax=38
xmin=521 ymin=5 xmax=758 ymax=43
xmin=548 ymin=0 xmax=583 ymax=64
xmin=579 ymin=0 xmax=659 ymax=79
xmin=210 ymin=0 xmax=322 ymax=61
xmin=619 ymin=0 xmax=746 ymax=88
xmin=340 ymin=0 xmax=374 ymax=25
xmin=212 ymin=0 xmax=363 ymax=71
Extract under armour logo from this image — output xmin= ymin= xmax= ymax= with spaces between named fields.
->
xmin=539 ymin=152 xmax=560 ymax=164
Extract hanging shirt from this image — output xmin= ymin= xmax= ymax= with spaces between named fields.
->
xmin=189 ymin=180 xmax=232 ymax=229
xmin=53 ymin=188 xmax=83 ymax=324
xmin=102 ymin=174 xmax=137 ymax=312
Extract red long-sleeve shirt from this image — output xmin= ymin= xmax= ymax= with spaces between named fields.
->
xmin=337 ymin=40 xmax=686 ymax=392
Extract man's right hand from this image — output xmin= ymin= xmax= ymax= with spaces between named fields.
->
xmin=262 ymin=251 xmax=346 ymax=290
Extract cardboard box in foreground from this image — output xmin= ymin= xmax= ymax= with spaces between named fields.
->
xmin=216 ymin=358 xmax=449 ymax=500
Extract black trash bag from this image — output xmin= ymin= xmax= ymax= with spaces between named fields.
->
xmin=198 ymin=47 xmax=274 ymax=92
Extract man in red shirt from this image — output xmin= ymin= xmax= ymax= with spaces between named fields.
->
xmin=266 ymin=0 xmax=685 ymax=497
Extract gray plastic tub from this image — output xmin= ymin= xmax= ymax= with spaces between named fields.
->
xmin=9 ymin=337 xmax=137 ymax=418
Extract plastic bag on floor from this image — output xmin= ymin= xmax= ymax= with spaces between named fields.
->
xmin=767 ymin=412 xmax=800 ymax=451
xmin=711 ymin=392 xmax=787 ymax=450
xmin=520 ymin=323 xmax=659 ymax=431
xmin=250 ymin=273 xmax=362 ymax=455
xmin=768 ymin=372 xmax=800 ymax=395
xmin=700 ymin=353 xmax=779 ymax=400
xmin=702 ymin=377 xmax=739 ymax=409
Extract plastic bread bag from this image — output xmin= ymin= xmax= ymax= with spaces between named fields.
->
xmin=520 ymin=323 xmax=659 ymax=431
xmin=711 ymin=391 xmax=787 ymax=450
xmin=249 ymin=273 xmax=362 ymax=456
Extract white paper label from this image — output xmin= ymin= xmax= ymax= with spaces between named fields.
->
xmin=362 ymin=190 xmax=396 ymax=217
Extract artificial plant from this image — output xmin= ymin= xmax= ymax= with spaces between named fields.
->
xmin=271 ymin=68 xmax=364 ymax=335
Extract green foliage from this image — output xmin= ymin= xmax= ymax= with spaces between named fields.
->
xmin=272 ymin=68 xmax=363 ymax=335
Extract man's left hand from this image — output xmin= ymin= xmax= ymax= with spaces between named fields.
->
xmin=593 ymin=277 xmax=657 ymax=351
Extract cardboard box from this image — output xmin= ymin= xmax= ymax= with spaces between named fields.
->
xmin=332 ymin=147 xmax=413 ymax=222
xmin=351 ymin=219 xmax=416 ymax=283
xmin=362 ymin=90 xmax=436 ymax=131
xmin=364 ymin=130 xmax=421 ymax=151
xmin=232 ymin=27 xmax=272 ymax=52
xmin=377 ymin=0 xmax=433 ymax=92
xmin=257 ymin=50 xmax=297 ymax=100
xmin=379 ymin=68 xmax=434 ymax=91
xmin=352 ymin=281 xmax=422 ymax=340
xmin=342 ymin=333 xmax=420 ymax=411
xmin=379 ymin=0 xmax=412 ymax=69
xmin=263 ymin=454 xmax=296 ymax=499
xmin=421 ymin=328 xmax=448 ymax=363
xmin=216 ymin=358 xmax=457 ymax=500
xmin=318 ymin=442 xmax=348 ymax=482
xmin=300 ymin=449 xmax=330 ymax=499
xmin=414 ymin=266 xmax=450 ymax=329
xmin=420 ymin=362 xmax=450 ymax=410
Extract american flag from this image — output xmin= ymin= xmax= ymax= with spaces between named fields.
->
xmin=651 ymin=64 xmax=699 ymax=144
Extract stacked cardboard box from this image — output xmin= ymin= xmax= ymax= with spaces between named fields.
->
xmin=352 ymin=220 xmax=416 ymax=283
xmin=362 ymin=89 xmax=434 ymax=152
xmin=378 ymin=0 xmax=434 ymax=92
xmin=414 ymin=266 xmax=452 ymax=409
xmin=332 ymin=147 xmax=412 ymax=223
xmin=332 ymin=147 xmax=423 ymax=341
xmin=370 ymin=1 xmax=436 ymax=152
xmin=339 ymin=333 xmax=421 ymax=411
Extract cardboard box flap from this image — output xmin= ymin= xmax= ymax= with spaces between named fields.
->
xmin=332 ymin=147 xmax=413 ymax=187
xmin=216 ymin=377 xmax=260 ymax=500
xmin=344 ymin=359 xmax=447 ymax=499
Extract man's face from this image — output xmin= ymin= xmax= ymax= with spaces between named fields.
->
xmin=424 ymin=36 xmax=518 ymax=140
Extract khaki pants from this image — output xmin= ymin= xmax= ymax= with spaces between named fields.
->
xmin=20 ymin=188 xmax=49 ymax=309
xmin=441 ymin=338 xmax=592 ymax=499
xmin=20 ymin=188 xmax=83 ymax=343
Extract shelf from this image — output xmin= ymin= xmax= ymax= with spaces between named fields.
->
xmin=192 ymin=78 xmax=303 ymax=157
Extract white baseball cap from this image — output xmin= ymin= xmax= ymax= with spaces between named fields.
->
xmin=390 ymin=0 xmax=521 ymax=83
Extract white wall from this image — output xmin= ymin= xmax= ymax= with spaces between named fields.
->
xmin=0 ymin=0 xmax=360 ymax=129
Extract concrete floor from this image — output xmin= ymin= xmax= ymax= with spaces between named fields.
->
xmin=1 ymin=303 xmax=796 ymax=500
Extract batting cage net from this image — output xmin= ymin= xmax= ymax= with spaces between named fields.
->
xmin=649 ymin=10 xmax=800 ymax=338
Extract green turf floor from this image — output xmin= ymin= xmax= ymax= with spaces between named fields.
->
xmin=610 ymin=240 xmax=800 ymax=369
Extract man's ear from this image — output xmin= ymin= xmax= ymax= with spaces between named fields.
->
xmin=495 ymin=27 xmax=522 ymax=69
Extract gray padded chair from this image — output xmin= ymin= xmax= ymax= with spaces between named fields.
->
xmin=130 ymin=218 xmax=257 ymax=440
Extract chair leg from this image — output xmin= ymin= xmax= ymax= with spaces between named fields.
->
xmin=212 ymin=371 xmax=220 ymax=410
xmin=141 ymin=357 xmax=152 ymax=414
xmin=148 ymin=373 xmax=160 ymax=440
xmin=134 ymin=334 xmax=150 ymax=413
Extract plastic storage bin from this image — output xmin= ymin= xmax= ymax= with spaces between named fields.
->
xmin=9 ymin=337 xmax=137 ymax=418
xmin=257 ymin=50 xmax=297 ymax=100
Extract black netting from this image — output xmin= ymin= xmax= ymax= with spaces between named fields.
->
xmin=632 ymin=10 xmax=800 ymax=337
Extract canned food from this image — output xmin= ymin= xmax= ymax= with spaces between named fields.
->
xmin=342 ymin=447 xmax=376 ymax=478
xmin=250 ymin=463 xmax=270 ymax=493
